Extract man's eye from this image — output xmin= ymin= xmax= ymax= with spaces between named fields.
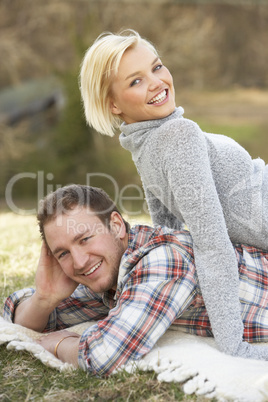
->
xmin=81 ymin=236 xmax=92 ymax=243
xmin=58 ymin=251 xmax=68 ymax=259
xmin=130 ymin=78 xmax=140 ymax=87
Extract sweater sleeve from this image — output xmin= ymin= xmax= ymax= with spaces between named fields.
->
xmin=143 ymin=185 xmax=184 ymax=230
xmin=159 ymin=118 xmax=268 ymax=360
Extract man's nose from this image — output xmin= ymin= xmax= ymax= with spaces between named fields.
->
xmin=72 ymin=248 xmax=89 ymax=270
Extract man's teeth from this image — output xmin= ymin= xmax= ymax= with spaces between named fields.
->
xmin=84 ymin=261 xmax=102 ymax=276
xmin=148 ymin=90 xmax=167 ymax=104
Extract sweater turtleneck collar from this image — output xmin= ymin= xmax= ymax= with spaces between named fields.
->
xmin=120 ymin=107 xmax=184 ymax=137
xmin=119 ymin=106 xmax=184 ymax=152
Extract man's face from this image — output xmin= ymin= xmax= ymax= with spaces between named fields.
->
xmin=44 ymin=207 xmax=127 ymax=293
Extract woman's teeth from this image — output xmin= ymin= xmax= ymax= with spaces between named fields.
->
xmin=148 ymin=90 xmax=167 ymax=104
xmin=84 ymin=261 xmax=102 ymax=276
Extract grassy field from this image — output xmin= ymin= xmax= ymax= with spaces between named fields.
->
xmin=0 ymin=212 xmax=202 ymax=402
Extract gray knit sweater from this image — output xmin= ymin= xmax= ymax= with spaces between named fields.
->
xmin=119 ymin=107 xmax=268 ymax=360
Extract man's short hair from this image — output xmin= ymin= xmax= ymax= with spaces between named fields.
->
xmin=37 ymin=184 xmax=129 ymax=241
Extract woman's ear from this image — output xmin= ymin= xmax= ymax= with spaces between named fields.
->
xmin=110 ymin=99 xmax=122 ymax=116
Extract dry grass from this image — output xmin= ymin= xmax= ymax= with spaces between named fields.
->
xmin=179 ymin=88 xmax=268 ymax=163
xmin=0 ymin=213 xmax=40 ymax=310
xmin=180 ymin=88 xmax=268 ymax=124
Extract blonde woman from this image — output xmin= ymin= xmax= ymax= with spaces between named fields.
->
xmin=79 ymin=30 xmax=268 ymax=360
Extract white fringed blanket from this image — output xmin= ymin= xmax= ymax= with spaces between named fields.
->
xmin=1 ymin=316 xmax=268 ymax=402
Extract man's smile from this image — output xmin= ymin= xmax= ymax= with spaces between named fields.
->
xmin=83 ymin=260 xmax=103 ymax=276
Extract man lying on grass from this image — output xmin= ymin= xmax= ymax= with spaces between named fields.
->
xmin=3 ymin=184 xmax=268 ymax=375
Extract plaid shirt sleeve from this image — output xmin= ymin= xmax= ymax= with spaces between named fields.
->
xmin=3 ymin=287 xmax=35 ymax=323
xmin=3 ymin=284 xmax=109 ymax=332
xmin=78 ymin=239 xmax=198 ymax=375
xmin=235 ymin=244 xmax=268 ymax=343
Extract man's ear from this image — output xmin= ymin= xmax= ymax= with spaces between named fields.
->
xmin=110 ymin=99 xmax=122 ymax=116
xmin=110 ymin=211 xmax=126 ymax=239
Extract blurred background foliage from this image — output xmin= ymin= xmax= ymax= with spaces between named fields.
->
xmin=0 ymin=0 xmax=268 ymax=214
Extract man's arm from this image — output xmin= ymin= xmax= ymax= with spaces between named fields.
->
xmin=13 ymin=241 xmax=78 ymax=331
xmin=4 ymin=283 xmax=109 ymax=333
xmin=14 ymin=292 xmax=59 ymax=332
xmin=37 ymin=329 xmax=81 ymax=367
xmin=54 ymin=333 xmax=80 ymax=366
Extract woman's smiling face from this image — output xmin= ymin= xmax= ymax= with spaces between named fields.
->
xmin=110 ymin=44 xmax=176 ymax=124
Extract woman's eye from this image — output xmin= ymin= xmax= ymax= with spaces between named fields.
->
xmin=154 ymin=64 xmax=163 ymax=71
xmin=130 ymin=78 xmax=140 ymax=87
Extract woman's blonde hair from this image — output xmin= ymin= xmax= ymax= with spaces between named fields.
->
xmin=79 ymin=29 xmax=158 ymax=137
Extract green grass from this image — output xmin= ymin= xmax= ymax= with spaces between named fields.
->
xmin=0 ymin=349 xmax=195 ymax=401
xmin=0 ymin=212 xmax=202 ymax=402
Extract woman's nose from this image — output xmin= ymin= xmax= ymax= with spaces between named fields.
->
xmin=148 ymin=74 xmax=162 ymax=91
